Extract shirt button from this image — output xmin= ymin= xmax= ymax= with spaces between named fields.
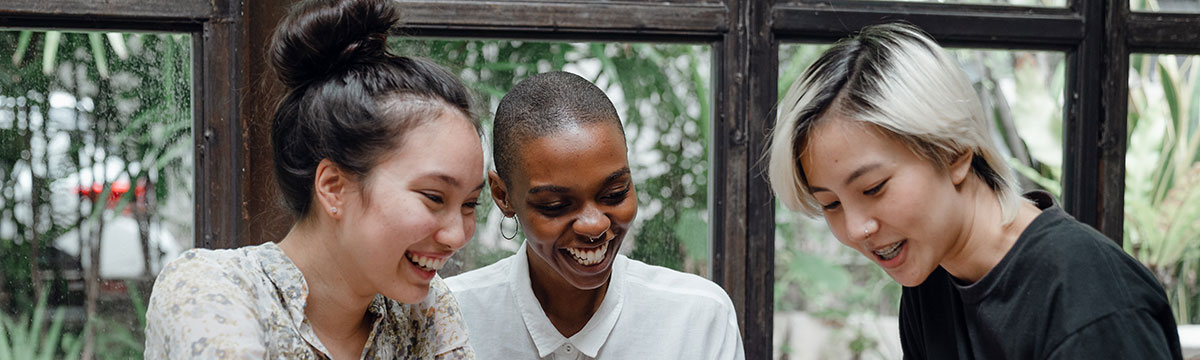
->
xmin=564 ymin=344 xmax=575 ymax=353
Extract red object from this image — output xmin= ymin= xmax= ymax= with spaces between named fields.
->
xmin=72 ymin=180 xmax=149 ymax=211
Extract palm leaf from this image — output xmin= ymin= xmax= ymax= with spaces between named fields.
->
xmin=41 ymin=31 xmax=61 ymax=75
xmin=88 ymin=33 xmax=109 ymax=79
xmin=11 ymin=30 xmax=32 ymax=66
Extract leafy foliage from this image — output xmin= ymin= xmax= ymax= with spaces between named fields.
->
xmin=395 ymin=39 xmax=712 ymax=276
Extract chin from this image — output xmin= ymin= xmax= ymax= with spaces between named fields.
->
xmin=566 ymin=275 xmax=609 ymax=291
xmin=384 ymin=285 xmax=431 ymax=304
xmin=887 ymin=269 xmax=931 ymax=287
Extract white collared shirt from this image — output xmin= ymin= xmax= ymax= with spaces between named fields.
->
xmin=446 ymin=244 xmax=745 ymax=359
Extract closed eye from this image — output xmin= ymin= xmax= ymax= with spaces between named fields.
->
xmin=821 ymin=201 xmax=841 ymax=211
xmin=422 ymin=192 xmax=444 ymax=204
xmin=864 ymin=179 xmax=888 ymax=196
xmin=601 ymin=188 xmax=630 ymax=203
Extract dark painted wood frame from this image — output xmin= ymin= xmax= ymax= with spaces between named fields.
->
xmin=5 ymin=0 xmax=1200 ymax=358
xmin=0 ymin=0 xmax=245 ymax=251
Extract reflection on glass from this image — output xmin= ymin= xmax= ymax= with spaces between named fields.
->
xmin=840 ymin=0 xmax=1066 ymax=7
xmin=0 ymin=30 xmax=193 ymax=357
xmin=1132 ymin=0 xmax=1200 ymax=12
xmin=392 ymin=39 xmax=712 ymax=278
xmin=774 ymin=43 xmax=1064 ymax=359
xmin=1126 ymin=53 xmax=1200 ymax=325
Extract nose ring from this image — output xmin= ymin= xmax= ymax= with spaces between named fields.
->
xmin=864 ymin=227 xmax=871 ymax=238
xmin=588 ymin=230 xmax=608 ymax=243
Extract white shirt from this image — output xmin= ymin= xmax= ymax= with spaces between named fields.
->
xmin=446 ymin=245 xmax=744 ymax=360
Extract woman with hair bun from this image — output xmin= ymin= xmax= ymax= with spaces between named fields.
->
xmin=767 ymin=23 xmax=1180 ymax=359
xmin=144 ymin=0 xmax=483 ymax=358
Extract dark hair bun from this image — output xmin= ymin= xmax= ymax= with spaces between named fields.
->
xmin=270 ymin=0 xmax=400 ymax=89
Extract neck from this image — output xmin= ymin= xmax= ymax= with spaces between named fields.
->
xmin=526 ymin=245 xmax=609 ymax=338
xmin=277 ymin=219 xmax=375 ymax=351
xmin=940 ymin=181 xmax=1039 ymax=284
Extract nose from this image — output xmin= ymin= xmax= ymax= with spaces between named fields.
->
xmin=434 ymin=212 xmax=472 ymax=251
xmin=572 ymin=203 xmax=611 ymax=240
xmin=843 ymin=205 xmax=877 ymax=244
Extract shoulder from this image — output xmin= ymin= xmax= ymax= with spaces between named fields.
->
xmin=145 ymin=246 xmax=274 ymax=357
xmin=621 ymin=257 xmax=736 ymax=313
xmin=444 ymin=254 xmax=514 ymax=294
xmin=1016 ymin=210 xmax=1162 ymax=301
xmin=151 ymin=246 xmax=265 ymax=297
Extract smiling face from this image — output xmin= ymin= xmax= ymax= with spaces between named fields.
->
xmin=337 ymin=110 xmax=484 ymax=303
xmin=491 ymin=122 xmax=637 ymax=290
xmin=800 ymin=119 xmax=972 ymax=287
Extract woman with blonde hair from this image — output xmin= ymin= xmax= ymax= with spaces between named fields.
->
xmin=767 ymin=23 xmax=1180 ymax=359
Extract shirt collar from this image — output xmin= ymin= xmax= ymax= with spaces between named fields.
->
xmin=255 ymin=242 xmax=310 ymax=326
xmin=254 ymin=242 xmax=327 ymax=354
xmin=510 ymin=243 xmax=627 ymax=358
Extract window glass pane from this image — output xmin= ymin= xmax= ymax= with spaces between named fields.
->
xmin=821 ymin=0 xmax=1066 ymax=7
xmin=774 ymin=43 xmax=1065 ymax=358
xmin=1132 ymin=0 xmax=1200 ymax=12
xmin=393 ymin=39 xmax=712 ymax=278
xmin=0 ymin=30 xmax=194 ymax=357
xmin=1126 ymin=53 xmax=1200 ymax=325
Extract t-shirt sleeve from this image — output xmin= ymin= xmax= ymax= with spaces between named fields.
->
xmin=711 ymin=297 xmax=746 ymax=360
xmin=427 ymin=276 xmax=475 ymax=358
xmin=144 ymin=250 xmax=266 ymax=359
xmin=1045 ymin=309 xmax=1179 ymax=360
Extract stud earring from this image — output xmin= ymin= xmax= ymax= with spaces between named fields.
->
xmin=330 ymin=207 xmax=339 ymax=215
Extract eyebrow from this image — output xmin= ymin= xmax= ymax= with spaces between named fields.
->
xmin=809 ymin=163 xmax=881 ymax=193
xmin=527 ymin=167 xmax=631 ymax=195
xmin=425 ymin=173 xmax=486 ymax=191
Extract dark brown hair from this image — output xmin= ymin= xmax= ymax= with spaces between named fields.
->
xmin=269 ymin=0 xmax=480 ymax=217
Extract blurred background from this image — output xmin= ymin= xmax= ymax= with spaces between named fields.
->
xmin=2 ymin=0 xmax=1199 ymax=358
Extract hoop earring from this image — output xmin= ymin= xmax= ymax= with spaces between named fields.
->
xmin=501 ymin=215 xmax=519 ymax=241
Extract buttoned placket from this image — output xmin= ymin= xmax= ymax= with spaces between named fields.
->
xmin=554 ymin=342 xmax=580 ymax=359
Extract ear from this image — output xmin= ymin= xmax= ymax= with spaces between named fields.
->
xmin=488 ymin=170 xmax=515 ymax=216
xmin=949 ymin=151 xmax=973 ymax=186
xmin=313 ymin=159 xmax=348 ymax=219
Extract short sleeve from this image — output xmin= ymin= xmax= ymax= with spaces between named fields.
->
xmin=426 ymin=276 xmax=475 ymax=359
xmin=144 ymin=250 xmax=267 ymax=359
xmin=713 ymin=298 xmax=746 ymax=360
xmin=1046 ymin=309 xmax=1180 ymax=360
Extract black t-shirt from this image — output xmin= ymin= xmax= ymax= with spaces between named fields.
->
xmin=899 ymin=191 xmax=1182 ymax=359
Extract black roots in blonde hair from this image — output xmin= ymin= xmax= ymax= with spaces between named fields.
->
xmin=269 ymin=0 xmax=480 ymax=218
xmin=768 ymin=22 xmax=1021 ymax=221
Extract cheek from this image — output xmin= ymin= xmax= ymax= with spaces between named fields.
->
xmin=613 ymin=200 xmax=638 ymax=226
xmin=523 ymin=216 xmax=565 ymax=247
xmin=823 ymin=214 xmax=851 ymax=246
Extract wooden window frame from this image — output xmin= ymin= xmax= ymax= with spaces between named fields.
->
xmin=0 ymin=0 xmax=245 ymax=250
xmin=7 ymin=0 xmax=1199 ymax=357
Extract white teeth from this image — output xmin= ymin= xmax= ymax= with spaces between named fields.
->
xmin=406 ymin=253 xmax=447 ymax=271
xmin=566 ymin=242 xmax=608 ymax=266
xmin=872 ymin=241 xmax=903 ymax=260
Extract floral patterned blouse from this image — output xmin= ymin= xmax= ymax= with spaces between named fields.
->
xmin=144 ymin=242 xmax=474 ymax=359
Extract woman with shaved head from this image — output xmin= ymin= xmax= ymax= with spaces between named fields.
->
xmin=447 ymin=71 xmax=745 ymax=359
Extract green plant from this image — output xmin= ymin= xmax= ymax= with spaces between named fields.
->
xmin=0 ymin=293 xmax=84 ymax=360
xmin=1126 ymin=54 xmax=1200 ymax=324
xmin=395 ymin=39 xmax=712 ymax=276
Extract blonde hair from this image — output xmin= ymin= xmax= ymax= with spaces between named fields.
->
xmin=767 ymin=23 xmax=1024 ymax=223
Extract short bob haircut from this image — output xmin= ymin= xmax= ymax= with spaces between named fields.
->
xmin=767 ymin=23 xmax=1024 ymax=224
